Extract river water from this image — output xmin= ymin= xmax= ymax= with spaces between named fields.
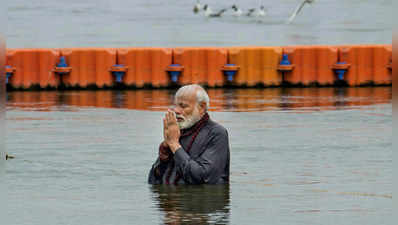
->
xmin=7 ymin=0 xmax=392 ymax=48
xmin=3 ymin=87 xmax=392 ymax=225
xmin=4 ymin=0 xmax=393 ymax=224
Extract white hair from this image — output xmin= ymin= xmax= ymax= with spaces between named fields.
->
xmin=175 ymin=84 xmax=210 ymax=111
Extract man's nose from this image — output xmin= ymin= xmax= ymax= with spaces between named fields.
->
xmin=174 ymin=107 xmax=182 ymax=114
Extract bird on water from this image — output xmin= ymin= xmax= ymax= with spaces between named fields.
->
xmin=193 ymin=0 xmax=202 ymax=14
xmin=246 ymin=5 xmax=267 ymax=17
xmin=231 ymin=5 xmax=243 ymax=17
xmin=203 ymin=4 xmax=228 ymax=18
xmin=6 ymin=154 xmax=15 ymax=160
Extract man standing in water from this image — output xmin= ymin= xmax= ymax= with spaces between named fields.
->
xmin=148 ymin=84 xmax=230 ymax=185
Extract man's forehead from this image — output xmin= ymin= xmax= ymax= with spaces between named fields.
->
xmin=175 ymin=92 xmax=196 ymax=103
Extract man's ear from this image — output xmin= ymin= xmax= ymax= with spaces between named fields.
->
xmin=199 ymin=102 xmax=207 ymax=114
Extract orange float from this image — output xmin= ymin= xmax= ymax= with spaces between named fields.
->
xmin=6 ymin=48 xmax=60 ymax=89
xmin=338 ymin=45 xmax=391 ymax=86
xmin=4 ymin=45 xmax=392 ymax=90
xmin=60 ymin=48 xmax=116 ymax=88
xmin=173 ymin=47 xmax=227 ymax=87
xmin=228 ymin=47 xmax=282 ymax=87
xmin=373 ymin=45 xmax=392 ymax=85
xmin=283 ymin=46 xmax=338 ymax=86
xmin=117 ymin=48 xmax=172 ymax=88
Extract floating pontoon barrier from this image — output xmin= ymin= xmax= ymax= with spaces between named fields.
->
xmin=6 ymin=48 xmax=60 ymax=89
xmin=339 ymin=45 xmax=392 ymax=86
xmin=4 ymin=45 xmax=392 ymax=90
xmin=53 ymin=56 xmax=72 ymax=76
xmin=221 ymin=64 xmax=240 ymax=82
xmin=59 ymin=48 xmax=117 ymax=88
xmin=331 ymin=62 xmax=350 ymax=81
xmin=283 ymin=46 xmax=339 ymax=86
xmin=229 ymin=47 xmax=282 ymax=87
xmin=173 ymin=48 xmax=227 ymax=87
xmin=277 ymin=54 xmax=294 ymax=85
xmin=53 ymin=67 xmax=72 ymax=74
xmin=5 ymin=66 xmax=16 ymax=84
xmin=166 ymin=64 xmax=184 ymax=83
xmin=109 ymin=64 xmax=128 ymax=83
xmin=118 ymin=48 xmax=172 ymax=88
xmin=277 ymin=54 xmax=295 ymax=72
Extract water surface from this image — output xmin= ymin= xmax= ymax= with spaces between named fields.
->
xmin=7 ymin=0 xmax=392 ymax=48
xmin=3 ymin=87 xmax=392 ymax=225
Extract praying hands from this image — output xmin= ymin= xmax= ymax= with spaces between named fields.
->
xmin=163 ymin=109 xmax=181 ymax=153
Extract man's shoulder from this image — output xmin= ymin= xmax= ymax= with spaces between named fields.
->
xmin=207 ymin=119 xmax=228 ymax=136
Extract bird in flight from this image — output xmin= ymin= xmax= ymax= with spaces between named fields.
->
xmin=286 ymin=0 xmax=316 ymax=24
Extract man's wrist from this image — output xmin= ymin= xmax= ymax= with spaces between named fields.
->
xmin=169 ymin=142 xmax=181 ymax=153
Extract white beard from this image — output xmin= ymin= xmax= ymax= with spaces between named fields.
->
xmin=176 ymin=107 xmax=201 ymax=129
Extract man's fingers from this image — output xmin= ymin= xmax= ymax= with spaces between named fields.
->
xmin=170 ymin=111 xmax=177 ymax=123
xmin=166 ymin=110 xmax=174 ymax=125
xmin=163 ymin=118 xmax=166 ymax=133
xmin=167 ymin=109 xmax=177 ymax=123
xmin=165 ymin=111 xmax=170 ymax=122
xmin=163 ymin=118 xmax=169 ymax=140
xmin=164 ymin=113 xmax=169 ymax=126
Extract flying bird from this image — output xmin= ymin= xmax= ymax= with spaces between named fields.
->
xmin=286 ymin=0 xmax=316 ymax=24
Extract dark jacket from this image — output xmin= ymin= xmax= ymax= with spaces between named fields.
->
xmin=148 ymin=119 xmax=230 ymax=185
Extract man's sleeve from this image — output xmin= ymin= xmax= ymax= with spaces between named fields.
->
xmin=173 ymin=127 xmax=229 ymax=184
xmin=148 ymin=158 xmax=168 ymax=184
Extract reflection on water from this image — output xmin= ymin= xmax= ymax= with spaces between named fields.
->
xmin=6 ymin=87 xmax=392 ymax=112
xmin=150 ymin=185 xmax=230 ymax=225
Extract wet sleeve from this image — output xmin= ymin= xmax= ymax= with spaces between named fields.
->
xmin=148 ymin=158 xmax=168 ymax=184
xmin=173 ymin=127 xmax=229 ymax=184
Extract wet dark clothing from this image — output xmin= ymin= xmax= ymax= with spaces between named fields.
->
xmin=148 ymin=116 xmax=230 ymax=185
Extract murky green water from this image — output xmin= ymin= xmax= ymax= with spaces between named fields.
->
xmin=3 ymin=87 xmax=392 ymax=225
